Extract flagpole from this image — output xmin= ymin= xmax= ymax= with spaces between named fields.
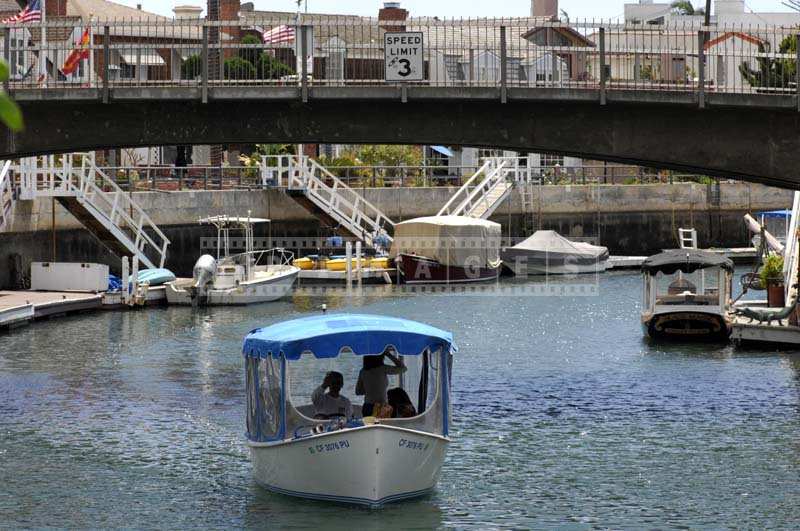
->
xmin=295 ymin=0 xmax=302 ymax=159
xmin=40 ymin=0 xmax=47 ymax=86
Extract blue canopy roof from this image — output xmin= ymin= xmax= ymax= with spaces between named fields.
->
xmin=759 ymin=209 xmax=791 ymax=219
xmin=430 ymin=145 xmax=454 ymax=157
xmin=243 ymin=314 xmax=457 ymax=360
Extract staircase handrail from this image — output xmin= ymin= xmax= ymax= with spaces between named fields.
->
xmin=784 ymin=191 xmax=800 ymax=301
xmin=449 ymin=158 xmax=510 ymax=218
xmin=79 ymin=156 xmax=171 ymax=268
xmin=287 ymin=155 xmax=395 ymax=246
xmin=437 ymin=159 xmax=493 ymax=216
xmin=0 ymin=161 xmax=13 ymax=230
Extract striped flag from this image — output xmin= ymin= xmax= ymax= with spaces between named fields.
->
xmin=262 ymin=25 xmax=295 ymax=44
xmin=2 ymin=0 xmax=42 ymax=24
xmin=60 ymin=27 xmax=90 ymax=76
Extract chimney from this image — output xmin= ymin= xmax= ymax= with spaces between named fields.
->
xmin=379 ymin=2 xmax=409 ymax=32
xmin=219 ymin=0 xmax=241 ymax=21
xmin=531 ymin=0 xmax=558 ymax=19
xmin=46 ymin=0 xmax=67 ymax=17
xmin=173 ymin=5 xmax=204 ymax=19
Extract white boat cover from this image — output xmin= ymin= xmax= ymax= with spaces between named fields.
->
xmin=511 ymin=230 xmax=609 ymax=259
xmin=389 ymin=216 xmax=502 ymax=267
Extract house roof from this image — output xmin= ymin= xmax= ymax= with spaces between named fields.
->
xmin=704 ymin=31 xmax=766 ymax=50
xmin=521 ymin=26 xmax=596 ymax=47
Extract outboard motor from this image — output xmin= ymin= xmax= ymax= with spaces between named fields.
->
xmin=190 ymin=254 xmax=217 ymax=305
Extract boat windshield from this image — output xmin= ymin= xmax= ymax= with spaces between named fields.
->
xmin=245 ymin=349 xmax=450 ymax=444
xmin=648 ymin=268 xmax=726 ymax=308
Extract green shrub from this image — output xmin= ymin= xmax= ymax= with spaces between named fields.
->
xmin=239 ymin=34 xmax=262 ymax=66
xmin=760 ymin=253 xmax=785 ymax=287
xmin=257 ymin=53 xmax=294 ymax=79
xmin=224 ymin=57 xmax=256 ymax=80
xmin=181 ymin=54 xmax=202 ymax=80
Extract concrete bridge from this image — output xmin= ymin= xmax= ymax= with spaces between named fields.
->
xmin=4 ymin=17 xmax=800 ymax=188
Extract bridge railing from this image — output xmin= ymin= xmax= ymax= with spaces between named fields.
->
xmin=2 ymin=17 xmax=799 ymax=98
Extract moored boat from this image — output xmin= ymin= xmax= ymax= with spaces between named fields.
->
xmin=166 ymin=216 xmax=300 ymax=306
xmin=501 ymin=230 xmax=609 ymax=275
xmin=390 ymin=216 xmax=502 ymax=284
xmin=641 ymin=250 xmax=734 ymax=341
xmin=243 ymin=313 xmax=457 ymax=507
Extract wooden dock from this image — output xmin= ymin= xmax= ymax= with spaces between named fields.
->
xmin=0 ymin=290 xmax=103 ymax=329
xmin=731 ymin=314 xmax=800 ymax=346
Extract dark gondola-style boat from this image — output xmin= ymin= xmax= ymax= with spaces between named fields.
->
xmin=641 ymin=250 xmax=734 ymax=341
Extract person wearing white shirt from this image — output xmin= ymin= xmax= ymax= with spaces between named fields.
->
xmin=311 ymin=372 xmax=352 ymax=419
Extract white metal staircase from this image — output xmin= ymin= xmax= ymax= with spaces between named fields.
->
xmin=17 ymin=154 xmax=170 ymax=269
xmin=284 ymin=155 xmax=395 ymax=251
xmin=0 ymin=161 xmax=13 ymax=232
xmin=437 ymin=157 xmax=516 ymax=219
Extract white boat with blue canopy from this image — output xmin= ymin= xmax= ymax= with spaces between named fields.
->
xmin=243 ymin=314 xmax=456 ymax=507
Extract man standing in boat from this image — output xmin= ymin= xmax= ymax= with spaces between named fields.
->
xmin=311 ymin=372 xmax=352 ymax=419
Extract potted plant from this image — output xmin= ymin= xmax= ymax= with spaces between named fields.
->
xmin=760 ymin=254 xmax=785 ymax=307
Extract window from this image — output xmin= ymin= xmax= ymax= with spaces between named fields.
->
xmin=246 ymin=357 xmax=282 ymax=442
xmin=120 ymin=63 xmax=136 ymax=79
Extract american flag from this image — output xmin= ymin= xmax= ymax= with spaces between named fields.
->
xmin=2 ymin=0 xmax=42 ymax=24
xmin=262 ymin=25 xmax=295 ymax=44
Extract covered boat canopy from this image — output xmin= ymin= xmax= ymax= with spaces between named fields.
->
xmin=243 ymin=314 xmax=457 ymax=360
xmin=509 ymin=230 xmax=609 ymax=259
xmin=389 ymin=216 xmax=501 ymax=267
xmin=642 ymin=250 xmax=734 ymax=275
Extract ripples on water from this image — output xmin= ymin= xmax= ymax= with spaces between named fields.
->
xmin=1 ymin=272 xmax=800 ymax=529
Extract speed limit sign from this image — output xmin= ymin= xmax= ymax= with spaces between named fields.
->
xmin=384 ymin=32 xmax=424 ymax=82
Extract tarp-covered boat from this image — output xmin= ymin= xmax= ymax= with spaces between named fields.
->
xmin=389 ymin=216 xmax=502 ymax=284
xmin=501 ymin=230 xmax=609 ymax=275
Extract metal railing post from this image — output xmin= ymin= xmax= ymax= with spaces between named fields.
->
xmin=796 ymin=33 xmax=800 ymax=112
xmin=599 ymin=27 xmax=607 ymax=106
xmin=102 ymin=26 xmax=110 ymax=104
xmin=500 ymin=26 xmax=507 ymax=103
xmin=202 ymin=25 xmax=209 ymax=104
xmin=3 ymin=31 xmax=9 ymax=94
xmin=698 ymin=30 xmax=706 ymax=109
xmin=301 ymin=25 xmax=309 ymax=103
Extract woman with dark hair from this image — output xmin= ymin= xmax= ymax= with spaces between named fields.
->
xmin=355 ymin=348 xmax=406 ymax=417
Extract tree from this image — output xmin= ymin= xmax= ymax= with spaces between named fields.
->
xmin=181 ymin=54 xmax=202 ymax=80
xmin=239 ymin=34 xmax=261 ymax=66
xmin=0 ymin=61 xmax=22 ymax=131
xmin=739 ymin=34 xmax=797 ymax=89
xmin=224 ymin=57 xmax=256 ymax=80
xmin=670 ymin=1 xmax=704 ymax=15
xmin=256 ymin=53 xmax=294 ymax=80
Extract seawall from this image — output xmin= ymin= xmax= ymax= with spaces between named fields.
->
xmin=0 ymin=183 xmax=791 ymax=287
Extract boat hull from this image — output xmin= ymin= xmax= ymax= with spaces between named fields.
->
xmin=396 ymin=254 xmax=500 ymax=284
xmin=166 ymin=268 xmax=298 ymax=305
xmin=249 ymin=425 xmax=449 ymax=507
xmin=643 ymin=311 xmax=731 ymax=341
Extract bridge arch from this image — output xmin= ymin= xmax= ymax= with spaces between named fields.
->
xmin=6 ymin=93 xmax=800 ymax=189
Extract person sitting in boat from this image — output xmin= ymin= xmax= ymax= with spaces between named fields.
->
xmin=387 ymin=387 xmax=417 ymax=418
xmin=311 ymin=372 xmax=352 ymax=419
xmin=356 ymin=349 xmax=407 ymax=417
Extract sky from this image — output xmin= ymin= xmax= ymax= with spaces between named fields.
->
xmin=111 ymin=0 xmax=794 ymax=20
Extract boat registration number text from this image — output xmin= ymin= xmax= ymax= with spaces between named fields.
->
xmin=308 ymin=439 xmax=350 ymax=455
xmin=399 ymin=438 xmax=430 ymax=451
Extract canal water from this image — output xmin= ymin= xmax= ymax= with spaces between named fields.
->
xmin=1 ymin=271 xmax=799 ymax=529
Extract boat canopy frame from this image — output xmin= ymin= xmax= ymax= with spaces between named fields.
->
xmin=243 ymin=314 xmax=456 ymax=444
